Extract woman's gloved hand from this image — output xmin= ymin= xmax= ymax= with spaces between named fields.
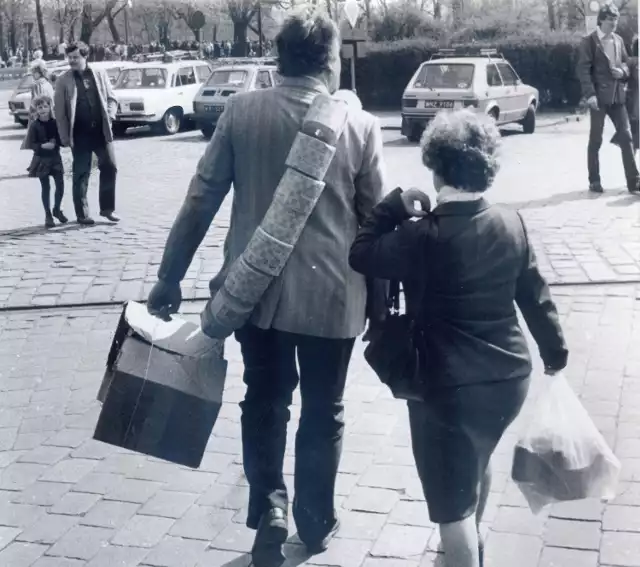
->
xmin=147 ymin=280 xmax=182 ymax=318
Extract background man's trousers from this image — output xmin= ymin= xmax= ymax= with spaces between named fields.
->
xmin=71 ymin=141 xmax=117 ymax=219
xmin=235 ymin=324 xmax=355 ymax=542
xmin=588 ymin=104 xmax=639 ymax=190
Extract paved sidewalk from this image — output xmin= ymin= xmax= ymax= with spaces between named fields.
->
xmin=1 ymin=286 xmax=640 ymax=567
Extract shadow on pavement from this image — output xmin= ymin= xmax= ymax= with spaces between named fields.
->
xmin=0 ymin=221 xmax=113 ymax=240
xmin=606 ymin=193 xmax=640 ymax=207
xmin=163 ymin=133 xmax=207 ymax=144
xmin=504 ymin=189 xmax=623 ymax=210
xmin=0 ymin=172 xmax=28 ymax=181
xmin=1 ymin=132 xmax=26 ymax=141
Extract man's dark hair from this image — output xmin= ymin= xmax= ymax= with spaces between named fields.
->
xmin=275 ymin=12 xmax=338 ymax=78
xmin=598 ymin=2 xmax=620 ymax=25
xmin=65 ymin=41 xmax=90 ymax=57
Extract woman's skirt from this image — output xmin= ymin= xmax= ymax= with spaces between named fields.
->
xmin=27 ymin=153 xmax=64 ymax=179
xmin=407 ymin=376 xmax=530 ymax=524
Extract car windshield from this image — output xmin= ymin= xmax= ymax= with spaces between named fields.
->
xmin=105 ymin=68 xmax=122 ymax=84
xmin=206 ymin=70 xmax=248 ymax=87
xmin=116 ymin=68 xmax=167 ymax=89
xmin=414 ymin=63 xmax=475 ymax=89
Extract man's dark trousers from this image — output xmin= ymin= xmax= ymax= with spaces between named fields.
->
xmin=71 ymin=136 xmax=117 ymax=219
xmin=588 ymin=103 xmax=639 ymax=190
xmin=235 ymin=324 xmax=355 ymax=542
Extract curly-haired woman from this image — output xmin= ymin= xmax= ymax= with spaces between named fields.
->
xmin=349 ymin=110 xmax=568 ymax=567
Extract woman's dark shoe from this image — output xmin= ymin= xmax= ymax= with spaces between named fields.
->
xmin=251 ymin=508 xmax=288 ymax=567
xmin=44 ymin=215 xmax=55 ymax=229
xmin=52 ymin=209 xmax=68 ymax=224
xmin=589 ymin=182 xmax=604 ymax=193
xmin=77 ymin=217 xmax=95 ymax=226
xmin=302 ymin=519 xmax=341 ymax=555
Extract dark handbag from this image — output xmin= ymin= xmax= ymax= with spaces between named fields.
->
xmin=363 ymin=279 xmax=428 ymax=401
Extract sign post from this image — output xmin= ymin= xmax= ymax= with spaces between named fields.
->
xmin=340 ymin=0 xmax=366 ymax=93
xmin=586 ymin=0 xmax=600 ymax=33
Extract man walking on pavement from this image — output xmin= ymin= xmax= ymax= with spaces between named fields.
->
xmin=577 ymin=2 xmax=640 ymax=194
xmin=54 ymin=41 xmax=120 ymax=225
xmin=148 ymin=12 xmax=386 ymax=567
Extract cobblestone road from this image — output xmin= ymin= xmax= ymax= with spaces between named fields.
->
xmin=2 ymin=90 xmax=640 ymax=566
xmin=1 ymin=288 xmax=640 ymax=567
xmin=1 ymin=92 xmax=639 ymax=309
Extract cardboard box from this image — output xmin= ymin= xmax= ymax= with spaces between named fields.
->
xmin=94 ymin=302 xmax=227 ymax=468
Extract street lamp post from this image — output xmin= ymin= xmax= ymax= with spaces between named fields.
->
xmin=257 ymin=2 xmax=263 ymax=57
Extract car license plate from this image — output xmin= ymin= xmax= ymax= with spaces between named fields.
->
xmin=204 ymin=104 xmax=225 ymax=113
xmin=422 ymin=100 xmax=454 ymax=109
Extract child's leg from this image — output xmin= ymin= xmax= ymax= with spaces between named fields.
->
xmin=52 ymin=172 xmax=64 ymax=212
xmin=52 ymin=173 xmax=68 ymax=223
xmin=39 ymin=176 xmax=52 ymax=216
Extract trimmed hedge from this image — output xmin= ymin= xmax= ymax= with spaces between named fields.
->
xmin=341 ymin=33 xmax=585 ymax=110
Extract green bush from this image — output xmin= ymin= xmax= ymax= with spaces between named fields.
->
xmin=342 ymin=32 xmax=584 ymax=111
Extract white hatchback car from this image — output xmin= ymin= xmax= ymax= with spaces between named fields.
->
xmin=401 ymin=48 xmax=539 ymax=142
xmin=8 ymin=61 xmax=130 ymax=127
xmin=113 ymin=60 xmax=213 ymax=135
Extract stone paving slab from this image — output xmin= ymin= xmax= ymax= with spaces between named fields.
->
xmin=1 ymin=109 xmax=637 ymax=309
xmin=1 ymin=287 xmax=640 ymax=566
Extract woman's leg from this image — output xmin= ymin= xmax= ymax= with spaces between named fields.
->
xmin=476 ymin=465 xmax=491 ymax=527
xmin=439 ymin=516 xmax=480 ymax=567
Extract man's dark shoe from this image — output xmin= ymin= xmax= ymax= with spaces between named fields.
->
xmin=52 ymin=209 xmax=68 ymax=224
xmin=100 ymin=211 xmax=120 ymax=222
xmin=44 ymin=216 xmax=55 ymax=229
xmin=251 ymin=508 xmax=288 ymax=567
xmin=628 ymin=179 xmax=640 ymax=193
xmin=77 ymin=217 xmax=95 ymax=226
xmin=589 ymin=182 xmax=604 ymax=193
xmin=302 ymin=519 xmax=340 ymax=555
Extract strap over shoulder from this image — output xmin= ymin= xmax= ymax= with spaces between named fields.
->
xmin=201 ymin=93 xmax=350 ymax=338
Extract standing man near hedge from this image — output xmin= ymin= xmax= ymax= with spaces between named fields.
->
xmin=54 ymin=41 xmax=120 ymax=225
xmin=577 ymin=2 xmax=640 ymax=194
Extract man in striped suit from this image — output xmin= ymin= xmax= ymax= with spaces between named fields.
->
xmin=148 ymin=11 xmax=386 ymax=566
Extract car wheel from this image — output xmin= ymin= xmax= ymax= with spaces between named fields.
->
xmin=160 ymin=109 xmax=182 ymax=135
xmin=407 ymin=124 xmax=423 ymax=143
xmin=17 ymin=119 xmax=28 ymax=128
xmin=489 ymin=108 xmax=500 ymax=123
xmin=522 ymin=105 xmax=536 ymax=134
xmin=201 ymin=125 xmax=215 ymax=139
xmin=112 ymin=123 xmax=128 ymax=138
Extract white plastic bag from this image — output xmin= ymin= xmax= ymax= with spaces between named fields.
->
xmin=511 ymin=373 xmax=621 ymax=514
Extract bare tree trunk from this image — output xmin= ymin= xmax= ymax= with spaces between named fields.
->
xmin=546 ymin=0 xmax=556 ymax=30
xmin=107 ymin=12 xmax=121 ymax=42
xmin=9 ymin=18 xmax=16 ymax=53
xmin=35 ymin=0 xmax=48 ymax=57
xmin=0 ymin=12 xmax=5 ymax=58
xmin=233 ymin=20 xmax=249 ymax=56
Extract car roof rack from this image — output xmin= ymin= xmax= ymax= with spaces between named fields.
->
xmin=429 ymin=46 xmax=503 ymax=61
xmin=211 ymin=57 xmax=277 ymax=67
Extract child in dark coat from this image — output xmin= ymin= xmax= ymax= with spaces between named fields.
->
xmin=23 ymin=95 xmax=68 ymax=228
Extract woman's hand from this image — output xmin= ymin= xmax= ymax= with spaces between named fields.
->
xmin=400 ymin=188 xmax=431 ymax=217
xmin=41 ymin=141 xmax=55 ymax=150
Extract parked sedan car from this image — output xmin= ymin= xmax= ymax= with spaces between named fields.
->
xmin=113 ymin=60 xmax=213 ymax=135
xmin=401 ymin=48 xmax=539 ymax=142
xmin=8 ymin=61 xmax=130 ymax=127
xmin=192 ymin=58 xmax=280 ymax=138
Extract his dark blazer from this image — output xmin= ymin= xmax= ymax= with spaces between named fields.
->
xmin=349 ymin=189 xmax=568 ymax=388
xmin=577 ymin=30 xmax=630 ymax=107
